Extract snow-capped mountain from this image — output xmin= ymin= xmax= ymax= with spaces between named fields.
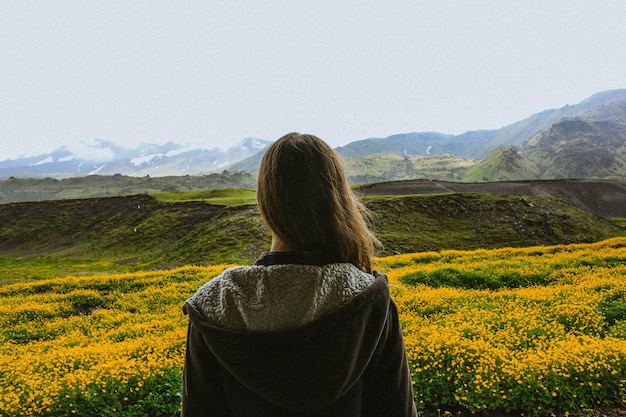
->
xmin=0 ymin=138 xmax=271 ymax=179
xmin=4 ymin=89 xmax=626 ymax=181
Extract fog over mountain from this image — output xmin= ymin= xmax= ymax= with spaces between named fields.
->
xmin=2 ymin=89 xmax=625 ymax=181
xmin=0 ymin=138 xmax=271 ymax=179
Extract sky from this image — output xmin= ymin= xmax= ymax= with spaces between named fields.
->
xmin=1 ymin=0 xmax=626 ymax=160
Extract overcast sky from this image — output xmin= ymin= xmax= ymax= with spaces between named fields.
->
xmin=1 ymin=0 xmax=625 ymax=160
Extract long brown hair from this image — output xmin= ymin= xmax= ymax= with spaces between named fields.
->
xmin=257 ymin=133 xmax=379 ymax=273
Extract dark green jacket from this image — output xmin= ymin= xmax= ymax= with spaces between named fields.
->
xmin=181 ymin=254 xmax=417 ymax=417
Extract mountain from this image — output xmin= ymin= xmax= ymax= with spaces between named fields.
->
xmin=519 ymin=118 xmax=626 ymax=179
xmin=335 ymin=89 xmax=626 ymax=160
xmin=455 ymin=89 xmax=626 ymax=158
xmin=228 ymin=132 xmax=459 ymax=173
xmin=342 ymin=153 xmax=473 ymax=184
xmin=0 ymin=138 xmax=271 ymax=179
xmin=471 ymin=91 xmax=626 ymax=181
xmin=229 ymin=89 xmax=626 ymax=182
xmin=463 ymin=146 xmax=540 ymax=182
xmin=335 ymin=132 xmax=453 ymax=157
xmin=2 ymin=89 xmax=626 ymax=181
xmin=337 ymin=89 xmax=626 ymax=182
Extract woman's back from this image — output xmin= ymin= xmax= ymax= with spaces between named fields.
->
xmin=181 ymin=133 xmax=417 ymax=416
xmin=182 ymin=253 xmax=415 ymax=416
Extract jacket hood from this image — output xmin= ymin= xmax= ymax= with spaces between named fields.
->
xmin=183 ymin=273 xmax=390 ymax=412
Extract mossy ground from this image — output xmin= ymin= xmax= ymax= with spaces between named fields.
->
xmin=0 ymin=191 xmax=623 ymax=280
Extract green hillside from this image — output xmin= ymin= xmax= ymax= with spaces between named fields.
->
xmin=152 ymin=188 xmax=257 ymax=205
xmin=521 ymin=118 xmax=626 ymax=179
xmin=1 ymin=191 xmax=623 ymax=275
xmin=344 ymin=153 xmax=474 ymax=183
xmin=463 ymin=146 xmax=540 ymax=182
xmin=366 ymin=193 xmax=623 ymax=255
xmin=0 ymin=172 xmax=256 ymax=204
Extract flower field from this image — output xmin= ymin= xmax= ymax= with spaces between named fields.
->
xmin=1 ymin=238 xmax=626 ymax=416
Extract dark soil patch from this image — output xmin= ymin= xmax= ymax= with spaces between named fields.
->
xmin=357 ymin=179 xmax=626 ymax=218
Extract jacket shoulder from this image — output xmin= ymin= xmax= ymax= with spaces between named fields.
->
xmin=185 ymin=263 xmax=384 ymax=332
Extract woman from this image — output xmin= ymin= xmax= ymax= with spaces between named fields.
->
xmin=182 ymin=133 xmax=417 ymax=416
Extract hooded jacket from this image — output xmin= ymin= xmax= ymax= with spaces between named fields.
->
xmin=181 ymin=252 xmax=417 ymax=417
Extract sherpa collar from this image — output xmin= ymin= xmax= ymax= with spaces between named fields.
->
xmin=188 ymin=262 xmax=375 ymax=332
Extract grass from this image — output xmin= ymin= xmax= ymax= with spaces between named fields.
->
xmin=364 ymin=193 xmax=625 ymax=254
xmin=1 ymin=192 xmax=623 ymax=277
xmin=151 ymin=188 xmax=257 ymax=206
xmin=609 ymin=217 xmax=626 ymax=228
xmin=0 ymin=257 xmax=132 ymax=285
xmin=0 ymin=193 xmax=269 ymax=272
xmin=157 ymin=206 xmax=269 ymax=266
xmin=1 ymin=185 xmax=625 ymax=415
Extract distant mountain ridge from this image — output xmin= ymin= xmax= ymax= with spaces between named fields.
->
xmin=465 ymin=92 xmax=626 ymax=181
xmin=0 ymin=138 xmax=271 ymax=179
xmin=230 ymin=89 xmax=626 ymax=182
xmin=334 ymin=89 xmax=626 ymax=160
xmin=2 ymin=89 xmax=625 ymax=181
